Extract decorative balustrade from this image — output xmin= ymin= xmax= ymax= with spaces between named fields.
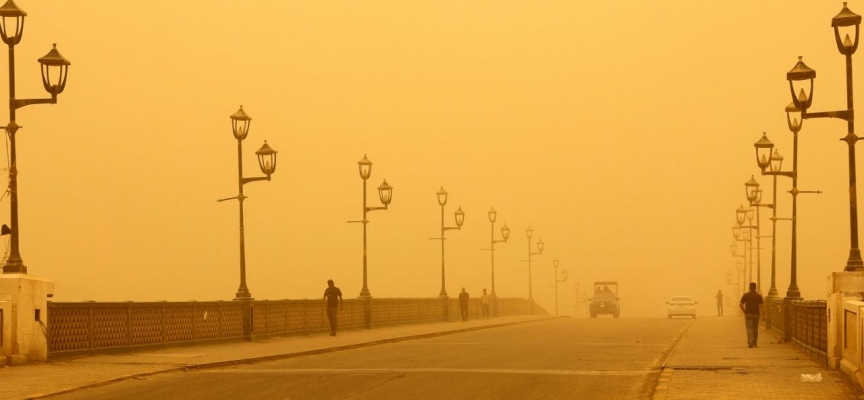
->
xmin=47 ymin=297 xmax=540 ymax=357
xmin=761 ymin=298 xmax=827 ymax=362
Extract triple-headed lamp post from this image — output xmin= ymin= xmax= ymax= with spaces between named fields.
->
xmin=0 ymin=0 xmax=71 ymax=274
xmin=525 ymin=226 xmax=544 ymax=302
xmin=552 ymin=259 xmax=568 ymax=316
xmin=218 ymin=107 xmax=277 ymax=300
xmin=433 ymin=187 xmax=464 ymax=298
xmin=348 ymin=155 xmax=393 ymax=299
xmin=785 ymin=2 xmax=862 ymax=272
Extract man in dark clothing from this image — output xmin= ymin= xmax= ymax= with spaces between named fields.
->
xmin=459 ymin=287 xmax=470 ymax=322
xmin=739 ymin=282 xmax=763 ymax=348
xmin=323 ymin=279 xmax=343 ymax=336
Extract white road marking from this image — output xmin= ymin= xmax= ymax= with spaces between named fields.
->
xmin=203 ymin=368 xmax=655 ymax=376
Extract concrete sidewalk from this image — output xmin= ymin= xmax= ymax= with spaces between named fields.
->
xmin=654 ymin=316 xmax=863 ymax=400
xmin=0 ymin=315 xmax=554 ymax=400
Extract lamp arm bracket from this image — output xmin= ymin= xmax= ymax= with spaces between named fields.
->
xmin=443 ymin=226 xmax=460 ymax=232
xmin=797 ymin=190 xmax=822 ymax=194
xmin=529 ymin=251 xmax=542 ymax=256
xmin=493 ymin=239 xmax=507 ymax=244
xmin=12 ymin=96 xmax=56 ymax=110
xmin=804 ymin=109 xmax=852 ymax=121
xmin=761 ymin=171 xmax=794 ymax=178
xmin=365 ymin=206 xmax=388 ymax=213
xmin=347 ymin=220 xmax=364 ymax=224
xmin=429 ymin=237 xmax=444 ymax=241
xmin=217 ymin=195 xmax=240 ymax=202
xmin=241 ymin=176 xmax=271 ymax=185
xmin=771 ymin=216 xmax=793 ymax=221
xmin=750 ymin=203 xmax=775 ymax=209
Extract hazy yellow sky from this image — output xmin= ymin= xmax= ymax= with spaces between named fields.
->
xmin=5 ymin=1 xmax=861 ymax=316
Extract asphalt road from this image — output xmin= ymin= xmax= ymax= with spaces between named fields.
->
xmin=48 ymin=318 xmax=692 ymax=400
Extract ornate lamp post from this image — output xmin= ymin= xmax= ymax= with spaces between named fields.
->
xmin=745 ymin=178 xmax=773 ymax=295
xmin=574 ymin=281 xmax=581 ymax=318
xmin=785 ymin=3 xmax=863 ymax=272
xmin=525 ymin=226 xmax=544 ymax=302
xmin=552 ymin=259 xmax=568 ymax=316
xmin=731 ymin=226 xmax=749 ymax=296
xmin=786 ymin=2 xmax=864 ymax=270
xmin=736 ymin=205 xmax=759 ymax=291
xmin=0 ymin=0 xmax=71 ymax=274
xmin=726 ymin=268 xmax=742 ymax=315
xmin=482 ymin=207 xmax=509 ymax=316
xmin=754 ymin=126 xmax=820 ymax=299
xmin=217 ymin=106 xmax=277 ymax=300
xmin=431 ymin=187 xmax=464 ymax=298
xmin=348 ymin=155 xmax=393 ymax=299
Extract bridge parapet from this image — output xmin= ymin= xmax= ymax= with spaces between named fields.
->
xmin=46 ymin=297 xmax=540 ymax=358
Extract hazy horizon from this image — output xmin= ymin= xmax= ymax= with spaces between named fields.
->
xmin=0 ymin=1 xmax=858 ymax=318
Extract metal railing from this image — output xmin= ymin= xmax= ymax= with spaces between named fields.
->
xmin=47 ymin=297 xmax=540 ymax=357
xmin=761 ymin=297 xmax=827 ymax=362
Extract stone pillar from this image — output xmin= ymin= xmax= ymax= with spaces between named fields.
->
xmin=0 ymin=274 xmax=54 ymax=365
xmin=828 ymin=272 xmax=864 ymax=372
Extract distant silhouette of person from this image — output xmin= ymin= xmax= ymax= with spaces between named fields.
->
xmin=716 ymin=290 xmax=724 ymax=316
xmin=323 ymin=279 xmax=343 ymax=336
xmin=459 ymin=287 xmax=470 ymax=322
xmin=739 ymin=282 xmax=764 ymax=348
xmin=596 ymin=286 xmax=602 ymax=293
xmin=480 ymin=288 xmax=490 ymax=318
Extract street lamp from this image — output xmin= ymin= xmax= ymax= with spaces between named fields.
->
xmin=754 ymin=127 xmax=820 ymax=300
xmin=731 ymin=224 xmax=748 ymax=296
xmin=525 ymin=226 xmax=544 ymax=302
xmin=574 ymin=281 xmax=581 ymax=318
xmin=736 ymin=203 xmax=760 ymax=292
xmin=482 ymin=207 xmax=509 ymax=316
xmin=347 ymin=154 xmax=393 ymax=299
xmin=786 ymin=3 xmax=863 ymax=272
xmin=552 ymin=259 xmax=568 ymax=316
xmin=431 ymin=187 xmax=464 ymax=298
xmin=0 ymin=0 xmax=71 ymax=274
xmin=217 ymin=106 xmax=277 ymax=300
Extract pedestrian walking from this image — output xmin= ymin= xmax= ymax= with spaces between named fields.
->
xmin=323 ymin=279 xmax=343 ymax=336
xmin=738 ymin=282 xmax=763 ymax=348
xmin=715 ymin=289 xmax=724 ymax=316
xmin=459 ymin=287 xmax=470 ymax=322
xmin=480 ymin=288 xmax=490 ymax=318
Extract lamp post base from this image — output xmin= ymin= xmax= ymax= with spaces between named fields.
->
xmin=844 ymin=248 xmax=864 ymax=271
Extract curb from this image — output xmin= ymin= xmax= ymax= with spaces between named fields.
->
xmin=25 ymin=316 xmax=559 ymax=399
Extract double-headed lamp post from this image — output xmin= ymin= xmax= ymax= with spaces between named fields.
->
xmin=736 ymin=205 xmax=760 ymax=292
xmin=217 ymin=106 xmax=277 ymax=300
xmin=552 ymin=259 xmax=568 ymax=316
xmin=754 ymin=127 xmax=820 ymax=299
xmin=482 ymin=207 xmax=509 ymax=314
xmin=732 ymin=222 xmax=751 ymax=294
xmin=525 ymin=226 xmax=544 ymax=302
xmin=432 ymin=187 xmax=464 ymax=298
xmin=785 ymin=3 xmax=863 ymax=272
xmin=574 ymin=281 xmax=581 ymax=318
xmin=348 ymin=155 xmax=393 ymax=299
xmin=730 ymin=241 xmax=746 ymax=299
xmin=0 ymin=0 xmax=71 ymax=275
xmin=745 ymin=173 xmax=780 ymax=298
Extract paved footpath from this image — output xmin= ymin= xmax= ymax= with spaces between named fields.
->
xmin=654 ymin=315 xmax=863 ymax=400
xmin=0 ymin=315 xmax=553 ymax=400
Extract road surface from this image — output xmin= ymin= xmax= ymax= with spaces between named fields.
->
xmin=49 ymin=318 xmax=692 ymax=400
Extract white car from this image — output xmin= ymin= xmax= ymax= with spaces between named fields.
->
xmin=667 ymin=296 xmax=697 ymax=319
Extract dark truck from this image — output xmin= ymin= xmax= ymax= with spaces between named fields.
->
xmin=589 ymin=281 xmax=620 ymax=318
